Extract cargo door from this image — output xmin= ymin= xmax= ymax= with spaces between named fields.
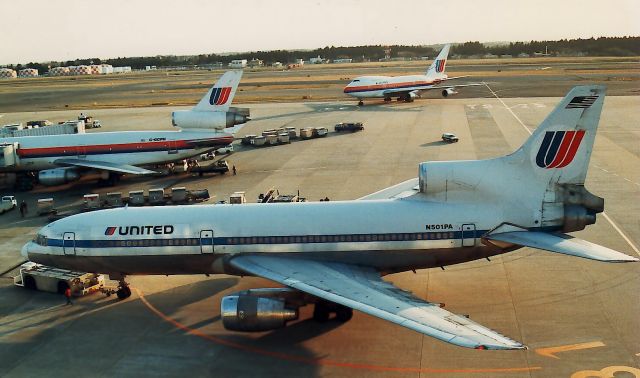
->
xmin=461 ymin=224 xmax=476 ymax=247
xmin=200 ymin=230 xmax=214 ymax=254
xmin=63 ymin=232 xmax=76 ymax=255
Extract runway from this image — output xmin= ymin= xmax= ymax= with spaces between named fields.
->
xmin=0 ymin=94 xmax=638 ymax=377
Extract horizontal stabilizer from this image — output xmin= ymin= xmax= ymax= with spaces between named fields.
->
xmin=485 ymin=231 xmax=639 ymax=263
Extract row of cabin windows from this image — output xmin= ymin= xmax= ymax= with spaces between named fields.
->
xmin=56 ymin=232 xmax=461 ymax=248
xmin=225 ymin=232 xmax=456 ymax=245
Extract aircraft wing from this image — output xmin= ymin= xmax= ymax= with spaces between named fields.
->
xmin=54 ymin=158 xmax=156 ymax=175
xmin=485 ymin=231 xmax=639 ymax=262
xmin=229 ymin=255 xmax=526 ymax=350
xmin=358 ymin=177 xmax=419 ymax=200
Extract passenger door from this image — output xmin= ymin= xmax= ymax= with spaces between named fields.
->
xmin=461 ymin=224 xmax=476 ymax=247
xmin=200 ymin=230 xmax=214 ymax=254
xmin=63 ymin=232 xmax=76 ymax=255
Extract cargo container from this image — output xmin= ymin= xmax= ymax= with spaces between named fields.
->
xmin=36 ymin=198 xmax=56 ymax=216
xmin=300 ymin=128 xmax=314 ymax=139
xmin=148 ymin=188 xmax=165 ymax=205
xmin=230 ymin=192 xmax=247 ymax=204
xmin=83 ymin=194 xmax=100 ymax=210
xmin=278 ymin=133 xmax=290 ymax=144
xmin=171 ymin=187 xmax=187 ymax=203
xmin=128 ymin=190 xmax=145 ymax=206
xmin=105 ymin=192 xmax=123 ymax=207
xmin=251 ymin=136 xmax=266 ymax=146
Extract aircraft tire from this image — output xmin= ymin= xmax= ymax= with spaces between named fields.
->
xmin=116 ymin=286 xmax=131 ymax=300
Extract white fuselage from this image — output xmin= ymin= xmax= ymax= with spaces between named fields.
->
xmin=23 ymin=196 xmax=526 ymax=276
xmin=343 ymin=74 xmax=447 ymax=99
xmin=0 ymin=130 xmax=233 ymax=172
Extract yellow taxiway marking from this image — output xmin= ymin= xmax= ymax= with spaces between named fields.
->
xmin=536 ymin=341 xmax=606 ymax=359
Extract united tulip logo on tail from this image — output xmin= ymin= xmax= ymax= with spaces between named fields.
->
xmin=435 ymin=59 xmax=446 ymax=73
xmin=209 ymin=87 xmax=232 ymax=105
xmin=535 ymin=130 xmax=585 ymax=168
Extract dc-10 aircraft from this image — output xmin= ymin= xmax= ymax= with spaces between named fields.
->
xmin=23 ymin=86 xmax=638 ymax=350
xmin=0 ymin=71 xmax=248 ymax=189
xmin=343 ymin=44 xmax=483 ymax=106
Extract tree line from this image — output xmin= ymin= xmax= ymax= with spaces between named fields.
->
xmin=6 ymin=36 xmax=639 ymax=72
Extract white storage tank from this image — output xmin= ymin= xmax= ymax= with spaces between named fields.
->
xmin=18 ymin=68 xmax=38 ymax=77
xmin=0 ymin=68 xmax=17 ymax=79
xmin=48 ymin=66 xmax=70 ymax=76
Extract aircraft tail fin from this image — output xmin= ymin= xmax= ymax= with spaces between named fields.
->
xmin=425 ymin=44 xmax=450 ymax=79
xmin=419 ymin=85 xmax=607 ymax=232
xmin=193 ymin=70 xmax=243 ymax=112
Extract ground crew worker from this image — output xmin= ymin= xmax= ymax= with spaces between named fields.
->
xmin=232 ymin=165 xmax=237 ymax=175
xmin=64 ymin=287 xmax=72 ymax=305
xmin=19 ymin=200 xmax=28 ymax=217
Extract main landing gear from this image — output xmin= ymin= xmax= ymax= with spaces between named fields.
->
xmin=312 ymin=301 xmax=353 ymax=323
xmin=357 ymin=100 xmax=364 ymax=106
xmin=116 ymin=279 xmax=132 ymax=300
xmin=384 ymin=97 xmax=392 ymax=102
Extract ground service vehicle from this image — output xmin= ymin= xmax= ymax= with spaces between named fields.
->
xmin=335 ymin=122 xmax=364 ymax=132
xmin=0 ymin=195 xmax=16 ymax=213
xmin=442 ymin=133 xmax=459 ymax=143
xmin=14 ymin=262 xmax=105 ymax=296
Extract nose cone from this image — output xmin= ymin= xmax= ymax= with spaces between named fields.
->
xmin=21 ymin=242 xmax=31 ymax=259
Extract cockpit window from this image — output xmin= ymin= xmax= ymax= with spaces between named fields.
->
xmin=352 ymin=79 xmax=360 ymax=83
xmin=34 ymin=233 xmax=47 ymax=246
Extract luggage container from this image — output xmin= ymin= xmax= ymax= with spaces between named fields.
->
xmin=251 ymin=136 xmax=266 ymax=146
xmin=278 ymin=133 xmax=290 ymax=144
xmin=300 ymin=128 xmax=314 ymax=139
xmin=285 ymin=127 xmax=297 ymax=138
xmin=36 ymin=198 xmax=56 ymax=216
xmin=171 ymin=187 xmax=187 ymax=203
xmin=83 ymin=194 xmax=100 ymax=210
xmin=128 ymin=190 xmax=145 ymax=206
xmin=265 ymin=134 xmax=278 ymax=146
xmin=105 ymin=192 xmax=123 ymax=207
xmin=148 ymin=188 xmax=165 ymax=205
xmin=230 ymin=191 xmax=246 ymax=204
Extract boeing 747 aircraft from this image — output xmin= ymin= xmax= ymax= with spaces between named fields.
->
xmin=23 ymin=86 xmax=637 ymax=350
xmin=0 ymin=71 xmax=248 ymax=189
xmin=343 ymin=44 xmax=482 ymax=105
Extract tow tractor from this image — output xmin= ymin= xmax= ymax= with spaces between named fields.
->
xmin=14 ymin=262 xmax=114 ymax=297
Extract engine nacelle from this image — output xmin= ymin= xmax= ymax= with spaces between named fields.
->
xmin=38 ymin=168 xmax=80 ymax=186
xmin=408 ymin=91 xmax=418 ymax=100
xmin=221 ymin=294 xmax=298 ymax=332
xmin=172 ymin=110 xmax=249 ymax=130
xmin=442 ymin=88 xmax=458 ymax=97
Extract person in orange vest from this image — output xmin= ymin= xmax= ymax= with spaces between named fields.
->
xmin=64 ymin=287 xmax=73 ymax=305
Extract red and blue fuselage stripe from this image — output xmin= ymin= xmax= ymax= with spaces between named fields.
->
xmin=17 ymin=136 xmax=233 ymax=159
xmin=344 ymin=79 xmax=443 ymax=94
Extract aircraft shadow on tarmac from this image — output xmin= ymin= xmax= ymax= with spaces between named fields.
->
xmin=0 ymin=277 xmax=322 ymax=376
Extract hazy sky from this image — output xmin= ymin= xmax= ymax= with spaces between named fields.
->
xmin=2 ymin=0 xmax=638 ymax=64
